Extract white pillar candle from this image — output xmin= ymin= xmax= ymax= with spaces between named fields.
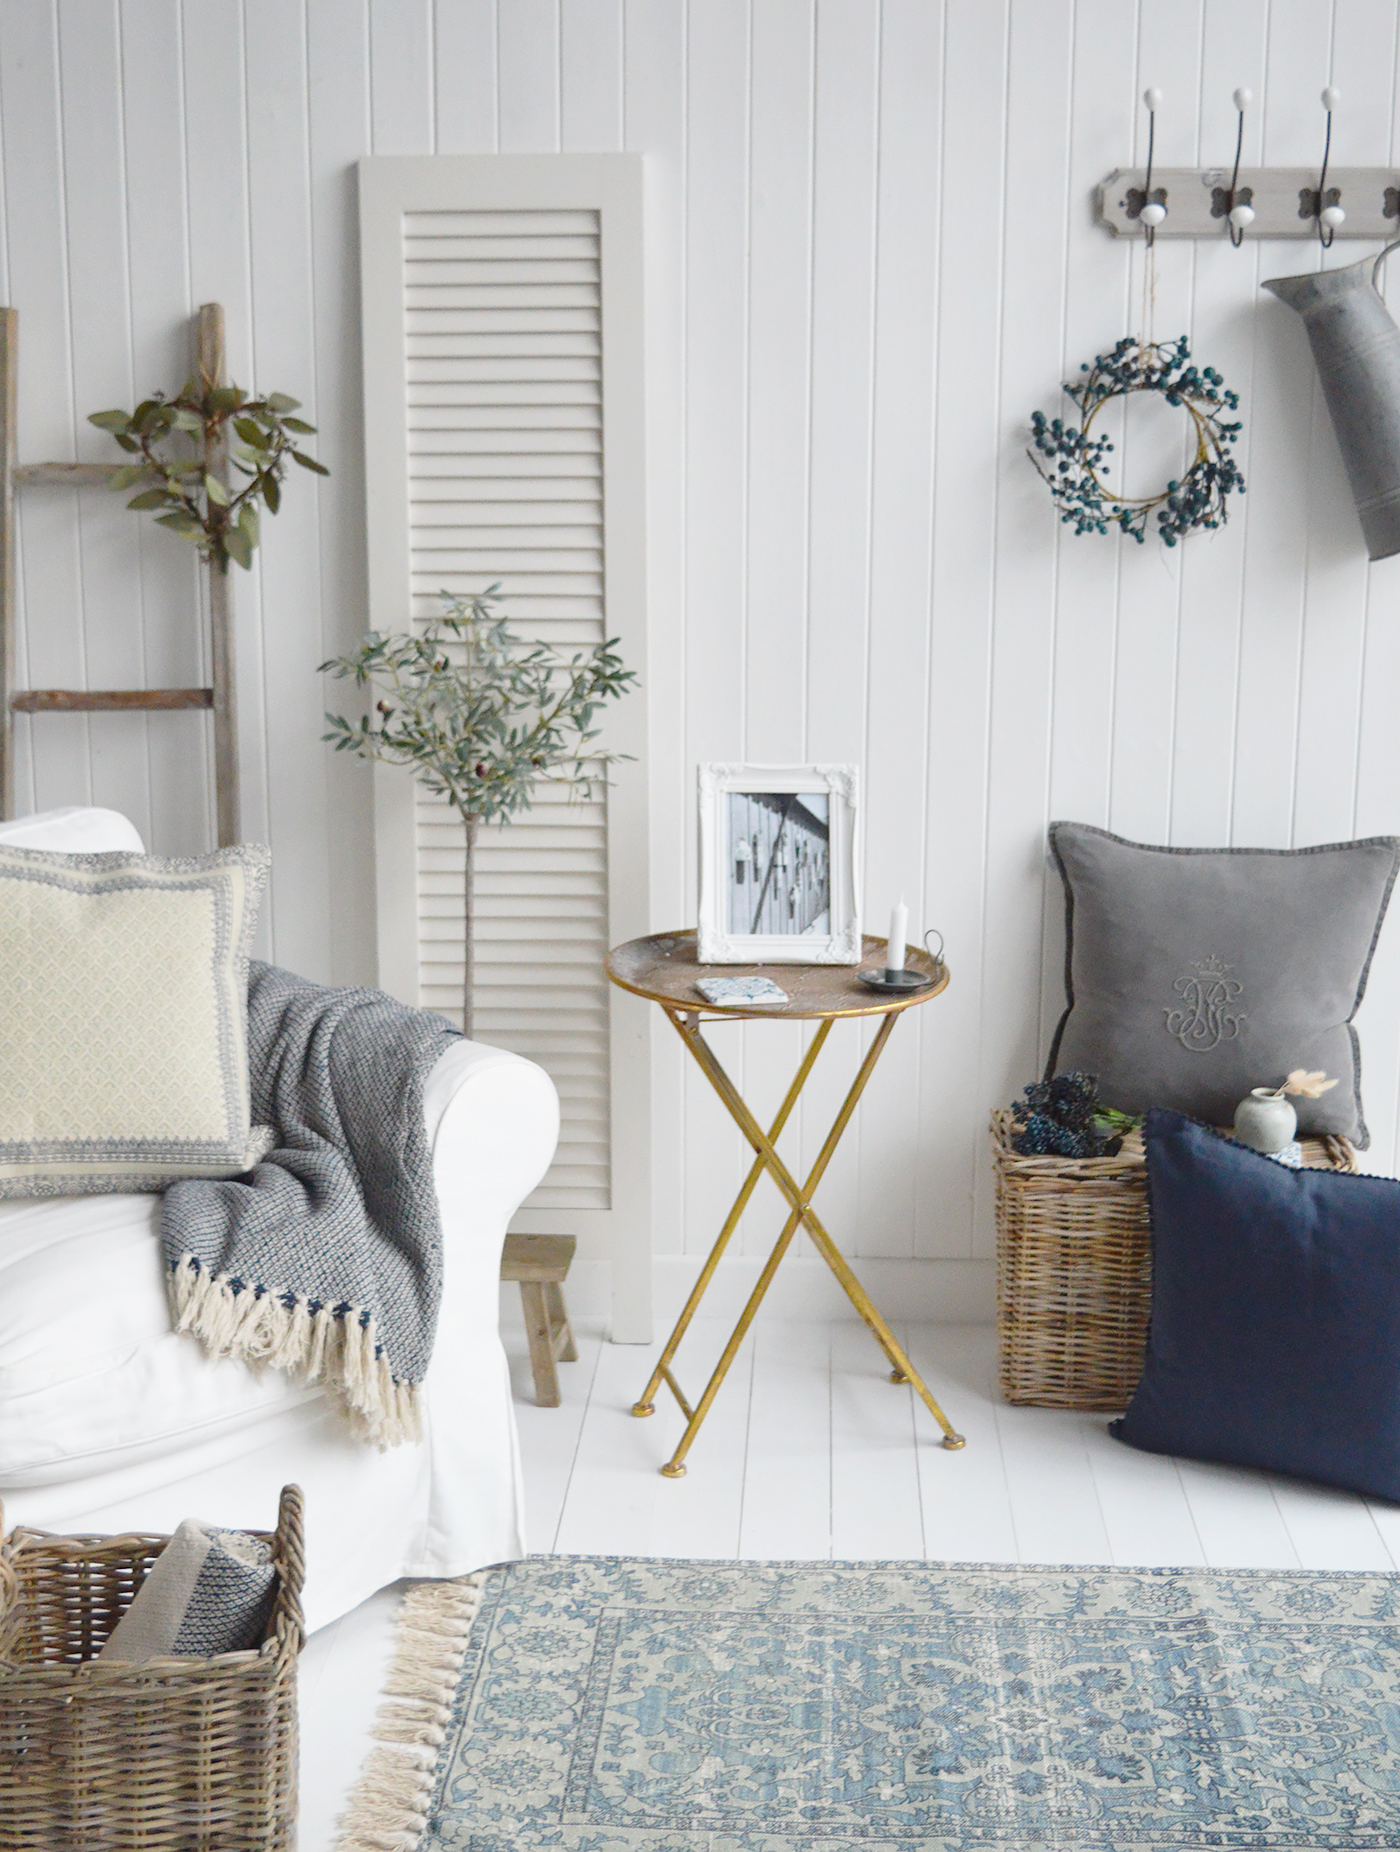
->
xmin=887 ymin=898 xmax=908 ymax=976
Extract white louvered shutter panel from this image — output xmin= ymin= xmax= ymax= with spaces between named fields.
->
xmin=359 ymin=157 xmax=651 ymax=1338
xmin=408 ymin=207 xmax=610 ymax=1209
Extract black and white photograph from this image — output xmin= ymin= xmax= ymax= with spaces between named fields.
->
xmin=698 ymin=764 xmax=860 ymax=964
xmin=725 ymin=790 xmax=830 ymax=938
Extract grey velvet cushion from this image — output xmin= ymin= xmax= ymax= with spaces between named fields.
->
xmin=1047 ymin=823 xmax=1400 ymax=1145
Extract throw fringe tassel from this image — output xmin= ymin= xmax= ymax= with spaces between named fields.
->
xmin=332 ymin=1576 xmax=486 ymax=1852
xmin=169 ymin=1255 xmax=424 ymax=1448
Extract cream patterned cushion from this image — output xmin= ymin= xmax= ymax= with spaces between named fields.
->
xmin=0 ymin=843 xmax=270 ymax=1196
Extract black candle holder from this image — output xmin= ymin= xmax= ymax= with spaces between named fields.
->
xmin=856 ymin=968 xmax=932 ymax=996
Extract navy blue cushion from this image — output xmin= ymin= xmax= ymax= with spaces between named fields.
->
xmin=1112 ymin=1108 xmax=1400 ymax=1502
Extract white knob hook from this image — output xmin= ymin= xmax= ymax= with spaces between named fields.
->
xmin=1317 ymin=86 xmax=1341 ymax=247
xmin=1226 ymin=87 xmax=1253 ymax=245
xmin=1140 ymin=87 xmax=1165 ymax=242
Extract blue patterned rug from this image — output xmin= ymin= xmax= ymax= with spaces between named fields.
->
xmin=416 ymin=1555 xmax=1400 ymax=1850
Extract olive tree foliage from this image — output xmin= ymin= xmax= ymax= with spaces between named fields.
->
xmin=321 ymin=589 xmax=637 ymax=1035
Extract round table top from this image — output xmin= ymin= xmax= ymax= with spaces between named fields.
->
xmin=605 ymin=931 xmax=950 ymax=1020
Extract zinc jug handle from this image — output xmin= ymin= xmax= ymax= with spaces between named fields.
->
xmin=1374 ymin=239 xmax=1400 ymax=290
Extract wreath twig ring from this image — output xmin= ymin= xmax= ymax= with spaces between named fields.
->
xmin=1028 ymin=335 xmax=1245 ymax=546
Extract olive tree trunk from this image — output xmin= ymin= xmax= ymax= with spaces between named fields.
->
xmin=462 ymin=811 xmax=478 ymax=1040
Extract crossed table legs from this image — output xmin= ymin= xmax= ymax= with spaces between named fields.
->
xmin=632 ymin=1006 xmax=966 ymax=1477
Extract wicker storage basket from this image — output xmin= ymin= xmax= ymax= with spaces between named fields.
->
xmin=992 ymin=1111 xmax=1358 ymax=1411
xmin=0 ymin=1483 xmax=304 ymax=1852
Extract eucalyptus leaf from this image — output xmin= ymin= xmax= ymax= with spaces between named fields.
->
xmin=126 ymin=488 xmax=174 ymax=510
xmin=88 ymin=409 xmax=130 ymax=432
xmin=290 ymin=451 xmax=329 ymax=475
xmin=266 ymin=392 xmax=301 ymax=411
xmin=224 ymin=524 xmax=254 ymax=570
xmin=204 ymin=472 xmax=230 ymax=506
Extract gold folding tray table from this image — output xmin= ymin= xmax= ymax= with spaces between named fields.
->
xmin=605 ymin=931 xmax=963 ymax=1477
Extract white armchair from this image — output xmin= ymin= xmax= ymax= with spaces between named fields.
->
xmin=0 ymin=809 xmax=559 ymax=1633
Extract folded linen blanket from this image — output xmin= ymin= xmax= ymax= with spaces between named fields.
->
xmin=98 ymin=1519 xmax=276 ymax=1662
xmin=161 ymin=962 xmax=459 ymax=1446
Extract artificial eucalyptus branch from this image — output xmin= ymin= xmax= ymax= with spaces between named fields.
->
xmin=320 ymin=588 xmax=637 ymax=1036
xmin=88 ymin=378 xmax=327 ymax=573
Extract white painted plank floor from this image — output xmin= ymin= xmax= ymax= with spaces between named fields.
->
xmin=298 ymin=1317 xmax=1399 ymax=1849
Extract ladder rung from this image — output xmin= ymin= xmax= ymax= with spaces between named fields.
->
xmin=12 ymin=463 xmax=149 ymax=486
xmin=11 ymin=688 xmax=214 ymax=713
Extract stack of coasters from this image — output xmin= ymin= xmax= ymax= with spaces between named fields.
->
xmin=695 ymin=976 xmax=790 ymax=1007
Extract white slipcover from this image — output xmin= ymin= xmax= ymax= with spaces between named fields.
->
xmin=0 ymin=810 xmax=559 ymax=1633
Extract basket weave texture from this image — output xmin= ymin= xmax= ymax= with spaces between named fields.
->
xmin=991 ymin=1111 xmax=1358 ymax=1411
xmin=0 ymin=1483 xmax=304 ymax=1852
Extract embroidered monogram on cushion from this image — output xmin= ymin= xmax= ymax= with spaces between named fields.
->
xmin=1164 ymin=956 xmax=1246 ymax=1052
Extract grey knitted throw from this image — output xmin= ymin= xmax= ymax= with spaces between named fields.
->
xmin=161 ymin=961 xmax=459 ymax=1446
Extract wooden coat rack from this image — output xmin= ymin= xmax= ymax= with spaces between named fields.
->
xmin=0 ymin=302 xmax=239 ymax=845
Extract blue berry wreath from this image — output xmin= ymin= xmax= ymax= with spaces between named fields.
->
xmin=1028 ymin=335 xmax=1245 ymax=546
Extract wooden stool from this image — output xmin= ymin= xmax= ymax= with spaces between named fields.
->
xmin=500 ymin=1233 xmax=578 ymax=1406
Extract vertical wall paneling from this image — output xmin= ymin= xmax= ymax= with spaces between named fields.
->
xmin=1105 ymin=2 xmax=1202 ymax=850
xmin=245 ymin=0 xmax=332 ymax=981
xmin=855 ymin=0 xmax=941 ymax=1262
xmin=499 ymin=0 xmax=561 ymax=152
xmin=918 ymin=0 xmax=1009 ymax=1261
xmin=370 ymin=0 xmax=434 ymax=156
xmin=56 ymin=0 xmax=149 ymax=841
xmin=1167 ymin=0 xmax=1268 ymax=851
xmin=5 ymin=1 xmax=1400 ymax=1332
xmin=1 ymin=0 xmax=88 ymax=816
xmin=359 ymin=153 xmax=651 ymax=1336
xmin=622 ymin=0 xmax=687 ymax=1259
xmin=1231 ymin=0 xmax=1331 ymax=851
xmin=680 ymin=5 xmax=751 ymax=1260
xmin=434 ymin=0 xmax=499 ymax=155
xmin=974 ymin=0 xmax=1074 ymax=1250
xmin=307 ymin=0 xmax=375 ymax=984
xmin=180 ymin=0 xmax=270 ymax=965
xmin=797 ymin=1 xmax=880 ymax=1250
xmin=119 ymin=0 xmax=211 ymax=859
xmin=736 ymin=0 xmax=813 ymax=1259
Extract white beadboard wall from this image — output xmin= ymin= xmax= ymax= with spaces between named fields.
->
xmin=3 ymin=0 xmax=1400 ymax=1296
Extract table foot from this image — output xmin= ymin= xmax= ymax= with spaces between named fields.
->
xmin=889 ymin=1369 xmax=910 ymax=1384
xmin=942 ymin=1433 xmax=967 ymax=1451
xmin=660 ymin=1460 xmax=687 ymax=1478
xmin=631 ymin=1401 xmax=655 ymax=1417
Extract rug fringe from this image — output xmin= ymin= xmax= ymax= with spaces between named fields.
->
xmin=169 ymin=1254 xmax=423 ymax=1448
xmin=332 ymin=1576 xmax=486 ymax=1852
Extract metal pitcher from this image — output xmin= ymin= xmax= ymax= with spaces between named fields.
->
xmin=1264 ymin=243 xmax=1400 ymax=561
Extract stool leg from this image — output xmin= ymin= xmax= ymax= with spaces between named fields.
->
xmin=543 ymin=1281 xmax=577 ymax=1361
xmin=520 ymin=1281 xmax=560 ymax=1406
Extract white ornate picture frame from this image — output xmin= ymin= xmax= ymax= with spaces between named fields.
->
xmin=697 ymin=764 xmax=861 ymax=964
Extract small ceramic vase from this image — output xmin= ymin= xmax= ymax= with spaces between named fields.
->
xmin=1233 ymin=1088 xmax=1297 ymax=1154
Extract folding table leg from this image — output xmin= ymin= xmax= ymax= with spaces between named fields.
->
xmin=644 ymin=1008 xmax=964 ymax=1477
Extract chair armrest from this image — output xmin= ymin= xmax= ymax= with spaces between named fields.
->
xmin=423 ymin=1040 xmax=560 ymax=1236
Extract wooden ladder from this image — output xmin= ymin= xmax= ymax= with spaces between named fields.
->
xmin=0 ymin=302 xmax=239 ymax=844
